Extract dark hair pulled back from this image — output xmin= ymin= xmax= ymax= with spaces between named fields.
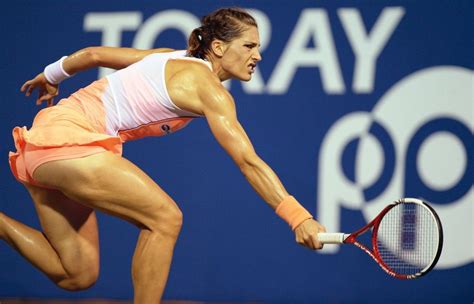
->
xmin=187 ymin=7 xmax=257 ymax=59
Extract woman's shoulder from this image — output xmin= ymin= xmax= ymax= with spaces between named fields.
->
xmin=168 ymin=57 xmax=215 ymax=79
xmin=166 ymin=60 xmax=224 ymax=98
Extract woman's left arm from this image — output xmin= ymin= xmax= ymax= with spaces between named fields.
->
xmin=21 ymin=46 xmax=174 ymax=106
xmin=61 ymin=46 xmax=175 ymax=74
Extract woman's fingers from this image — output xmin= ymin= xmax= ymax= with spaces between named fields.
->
xmin=20 ymin=81 xmax=31 ymax=92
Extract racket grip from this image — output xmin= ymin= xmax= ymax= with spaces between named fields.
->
xmin=317 ymin=233 xmax=346 ymax=244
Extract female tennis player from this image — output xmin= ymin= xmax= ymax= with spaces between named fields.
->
xmin=1 ymin=7 xmax=325 ymax=302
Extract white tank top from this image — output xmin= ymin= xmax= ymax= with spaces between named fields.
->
xmin=102 ymin=50 xmax=209 ymax=141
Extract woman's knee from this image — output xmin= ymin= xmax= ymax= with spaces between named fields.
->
xmin=56 ymin=268 xmax=99 ymax=291
xmin=54 ymin=255 xmax=99 ymax=291
xmin=54 ymin=242 xmax=100 ymax=291
xmin=147 ymin=201 xmax=183 ymax=238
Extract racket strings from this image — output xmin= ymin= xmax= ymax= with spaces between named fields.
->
xmin=376 ymin=203 xmax=440 ymax=276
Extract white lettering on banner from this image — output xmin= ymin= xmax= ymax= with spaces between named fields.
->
xmin=133 ymin=10 xmax=200 ymax=49
xmin=84 ymin=12 xmax=143 ymax=78
xmin=267 ymin=9 xmax=345 ymax=94
xmin=317 ymin=66 xmax=474 ymax=269
xmin=338 ymin=7 xmax=405 ymax=93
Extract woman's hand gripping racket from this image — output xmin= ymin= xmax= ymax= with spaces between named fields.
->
xmin=318 ymin=198 xmax=443 ymax=279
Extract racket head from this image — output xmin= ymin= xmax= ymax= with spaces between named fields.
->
xmin=372 ymin=198 xmax=443 ymax=279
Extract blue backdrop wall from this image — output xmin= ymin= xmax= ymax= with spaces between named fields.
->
xmin=0 ymin=1 xmax=472 ymax=303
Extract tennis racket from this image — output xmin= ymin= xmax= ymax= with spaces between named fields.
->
xmin=317 ymin=198 xmax=443 ymax=279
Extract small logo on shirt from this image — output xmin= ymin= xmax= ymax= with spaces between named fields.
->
xmin=161 ymin=124 xmax=172 ymax=134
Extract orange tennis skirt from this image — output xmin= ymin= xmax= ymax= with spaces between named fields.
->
xmin=8 ymin=78 xmax=123 ymax=187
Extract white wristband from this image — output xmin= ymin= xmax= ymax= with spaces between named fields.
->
xmin=44 ymin=56 xmax=72 ymax=84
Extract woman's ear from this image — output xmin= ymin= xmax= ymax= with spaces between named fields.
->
xmin=210 ymin=39 xmax=226 ymax=58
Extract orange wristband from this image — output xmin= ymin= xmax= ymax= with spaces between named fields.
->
xmin=275 ymin=196 xmax=313 ymax=231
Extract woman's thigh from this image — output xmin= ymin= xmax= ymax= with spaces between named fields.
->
xmin=32 ymin=151 xmax=182 ymax=232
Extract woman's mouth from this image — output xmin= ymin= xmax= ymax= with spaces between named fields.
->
xmin=248 ymin=63 xmax=256 ymax=73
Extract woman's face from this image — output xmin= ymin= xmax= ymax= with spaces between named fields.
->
xmin=219 ymin=26 xmax=262 ymax=81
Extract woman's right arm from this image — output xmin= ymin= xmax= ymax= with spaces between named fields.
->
xmin=192 ymin=72 xmax=326 ymax=250
xmin=21 ymin=46 xmax=174 ymax=106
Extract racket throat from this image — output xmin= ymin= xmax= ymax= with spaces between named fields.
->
xmin=344 ymin=234 xmax=357 ymax=244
